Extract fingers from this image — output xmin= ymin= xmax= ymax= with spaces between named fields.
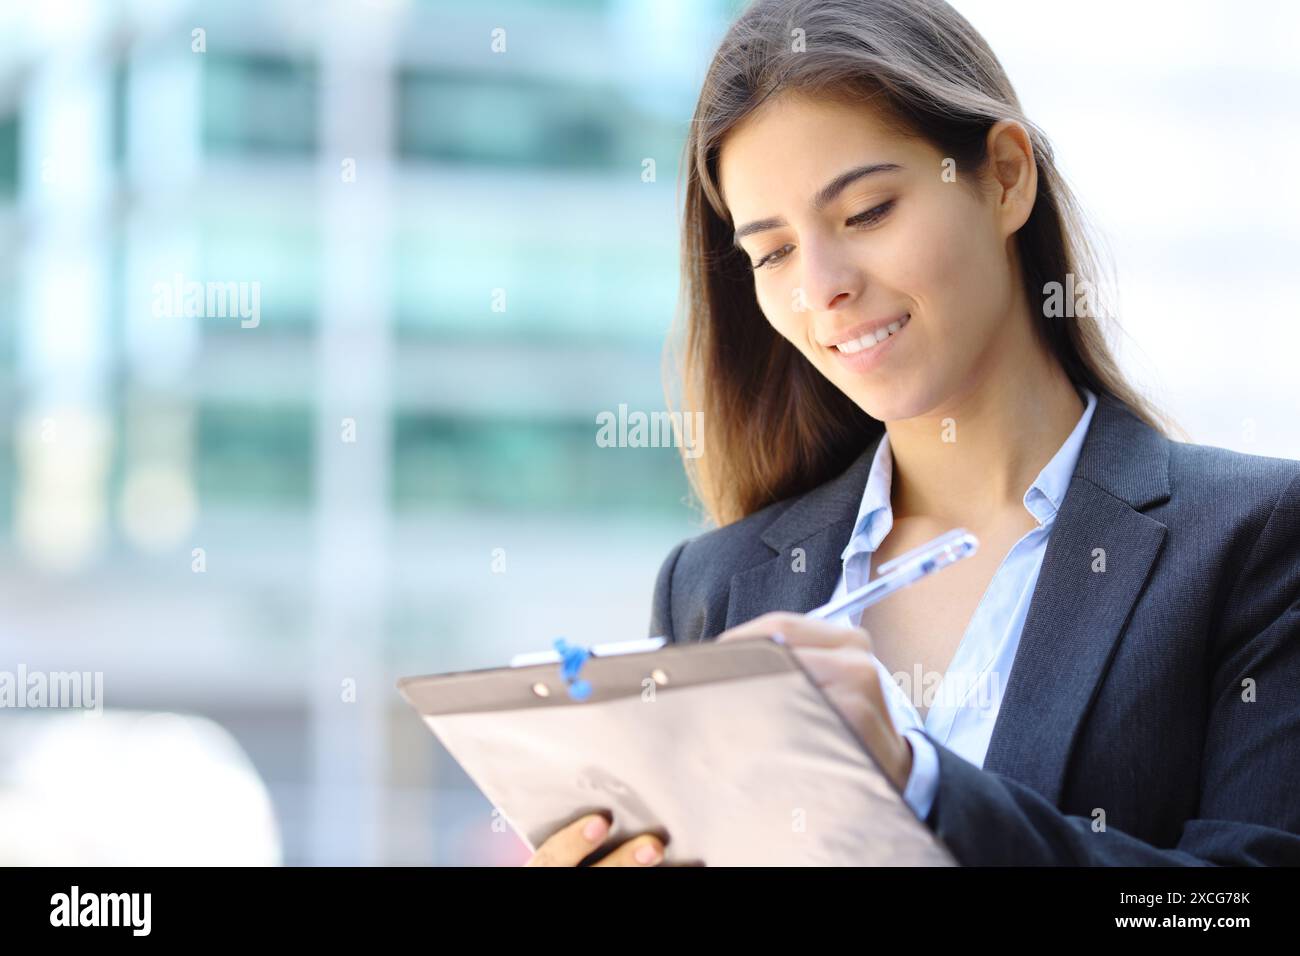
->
xmin=794 ymin=644 xmax=881 ymax=694
xmin=524 ymin=812 xmax=666 ymax=867
xmin=589 ymin=833 xmax=666 ymax=867
xmin=524 ymin=812 xmax=614 ymax=867
xmin=791 ymin=647 xmax=911 ymax=787
xmin=789 ymin=644 xmax=898 ymax=724
xmin=716 ymin=611 xmax=873 ymax=652
xmin=794 ymin=646 xmax=894 ymax=727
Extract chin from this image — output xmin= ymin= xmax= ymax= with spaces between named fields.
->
xmin=839 ymin=381 xmax=927 ymax=425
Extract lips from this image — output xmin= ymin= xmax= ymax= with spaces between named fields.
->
xmin=830 ymin=313 xmax=911 ymax=354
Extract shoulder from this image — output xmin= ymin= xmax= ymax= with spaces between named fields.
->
xmin=649 ymin=441 xmax=877 ymax=640
xmin=1152 ymin=437 xmax=1300 ymax=637
xmin=652 ymin=493 xmax=801 ymax=615
xmin=1153 ymin=441 xmax=1300 ymax=697
xmin=1168 ymin=436 xmax=1300 ymax=492
xmin=1080 ymin=393 xmax=1299 ymax=522
xmin=656 ymin=431 xmax=885 ymax=589
xmin=1164 ymin=437 xmax=1300 ymax=525
xmin=1112 ymin=428 xmax=1300 ymax=583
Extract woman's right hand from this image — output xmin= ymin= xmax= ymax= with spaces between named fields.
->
xmin=524 ymin=812 xmax=666 ymax=867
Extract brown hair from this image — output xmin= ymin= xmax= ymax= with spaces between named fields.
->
xmin=665 ymin=0 xmax=1181 ymax=527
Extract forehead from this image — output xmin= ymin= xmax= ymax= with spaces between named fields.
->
xmin=717 ymin=92 xmax=918 ymax=216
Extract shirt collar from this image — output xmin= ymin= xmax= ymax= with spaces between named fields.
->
xmin=841 ymin=386 xmax=1099 ymax=561
xmin=1025 ymin=385 xmax=1098 ymax=523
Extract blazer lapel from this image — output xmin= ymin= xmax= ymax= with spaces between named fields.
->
xmin=724 ymin=429 xmax=886 ymax=627
xmin=981 ymin=393 xmax=1172 ymax=804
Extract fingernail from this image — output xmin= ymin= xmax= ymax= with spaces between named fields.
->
xmin=582 ymin=816 xmax=609 ymax=842
xmin=635 ymin=841 xmax=662 ymax=865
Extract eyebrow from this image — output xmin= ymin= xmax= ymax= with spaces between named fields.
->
xmin=731 ymin=162 xmax=903 ymax=250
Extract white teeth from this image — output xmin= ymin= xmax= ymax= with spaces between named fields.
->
xmin=835 ymin=314 xmax=909 ymax=354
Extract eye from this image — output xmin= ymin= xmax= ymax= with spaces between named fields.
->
xmin=846 ymin=199 xmax=895 ymax=229
xmin=750 ymin=200 xmax=896 ymax=271
xmin=752 ymin=243 xmax=794 ymax=271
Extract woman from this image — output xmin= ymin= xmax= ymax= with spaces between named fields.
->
xmin=527 ymin=0 xmax=1300 ymax=866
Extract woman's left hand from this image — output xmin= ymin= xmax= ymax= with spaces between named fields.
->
xmin=716 ymin=611 xmax=913 ymax=792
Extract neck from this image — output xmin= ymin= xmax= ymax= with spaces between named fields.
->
xmin=884 ymin=334 xmax=1085 ymax=528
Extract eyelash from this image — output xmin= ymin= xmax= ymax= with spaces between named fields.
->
xmin=751 ymin=200 xmax=896 ymax=271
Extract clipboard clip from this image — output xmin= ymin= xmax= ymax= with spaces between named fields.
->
xmin=506 ymin=637 xmax=669 ymax=700
xmin=509 ymin=637 xmax=667 ymax=669
xmin=553 ymin=638 xmax=593 ymax=702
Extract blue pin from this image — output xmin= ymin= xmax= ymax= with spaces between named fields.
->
xmin=553 ymin=638 xmax=593 ymax=701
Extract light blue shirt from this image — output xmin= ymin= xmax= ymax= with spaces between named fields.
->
xmin=823 ymin=386 xmax=1098 ymax=822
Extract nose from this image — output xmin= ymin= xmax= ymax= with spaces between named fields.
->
xmin=797 ymin=235 xmax=861 ymax=313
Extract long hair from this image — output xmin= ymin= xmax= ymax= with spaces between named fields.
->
xmin=666 ymin=0 xmax=1181 ymax=527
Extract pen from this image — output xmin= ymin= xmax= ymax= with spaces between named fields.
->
xmin=805 ymin=527 xmax=979 ymax=622
xmin=514 ymin=529 xmax=978 ymax=666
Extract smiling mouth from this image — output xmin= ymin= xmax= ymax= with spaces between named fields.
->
xmin=833 ymin=313 xmax=910 ymax=354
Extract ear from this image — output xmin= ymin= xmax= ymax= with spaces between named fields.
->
xmin=984 ymin=119 xmax=1037 ymax=237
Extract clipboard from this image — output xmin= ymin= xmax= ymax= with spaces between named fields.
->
xmin=397 ymin=636 xmax=959 ymax=866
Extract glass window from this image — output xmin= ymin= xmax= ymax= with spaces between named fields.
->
xmin=0 ymin=112 xmax=18 ymax=197
xmin=197 ymin=404 xmax=314 ymax=504
xmin=392 ymin=413 xmax=689 ymax=512
xmin=397 ymin=70 xmax=679 ymax=170
xmin=202 ymin=53 xmax=318 ymax=156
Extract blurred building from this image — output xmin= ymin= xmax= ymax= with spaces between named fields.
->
xmin=0 ymin=0 xmax=735 ymax=865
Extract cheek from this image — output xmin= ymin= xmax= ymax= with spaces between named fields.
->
xmin=892 ymin=201 xmax=969 ymax=297
xmin=896 ymin=197 xmax=1007 ymax=342
xmin=756 ymin=282 xmax=814 ymax=349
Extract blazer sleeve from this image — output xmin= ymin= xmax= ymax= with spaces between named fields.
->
xmin=649 ymin=540 xmax=688 ymax=644
xmin=921 ymin=471 xmax=1300 ymax=866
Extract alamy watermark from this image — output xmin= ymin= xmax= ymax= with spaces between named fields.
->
xmin=595 ymin=404 xmax=704 ymax=459
xmin=887 ymin=665 xmax=1002 ymax=715
xmin=1042 ymin=273 xmax=1096 ymax=319
xmin=51 ymin=886 xmax=150 ymax=936
xmin=0 ymin=665 xmax=103 ymax=715
xmin=151 ymin=273 xmax=261 ymax=328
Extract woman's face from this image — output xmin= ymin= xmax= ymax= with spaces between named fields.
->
xmin=717 ymin=92 xmax=1036 ymax=423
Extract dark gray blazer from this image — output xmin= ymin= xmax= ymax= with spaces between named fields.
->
xmin=649 ymin=392 xmax=1300 ymax=865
